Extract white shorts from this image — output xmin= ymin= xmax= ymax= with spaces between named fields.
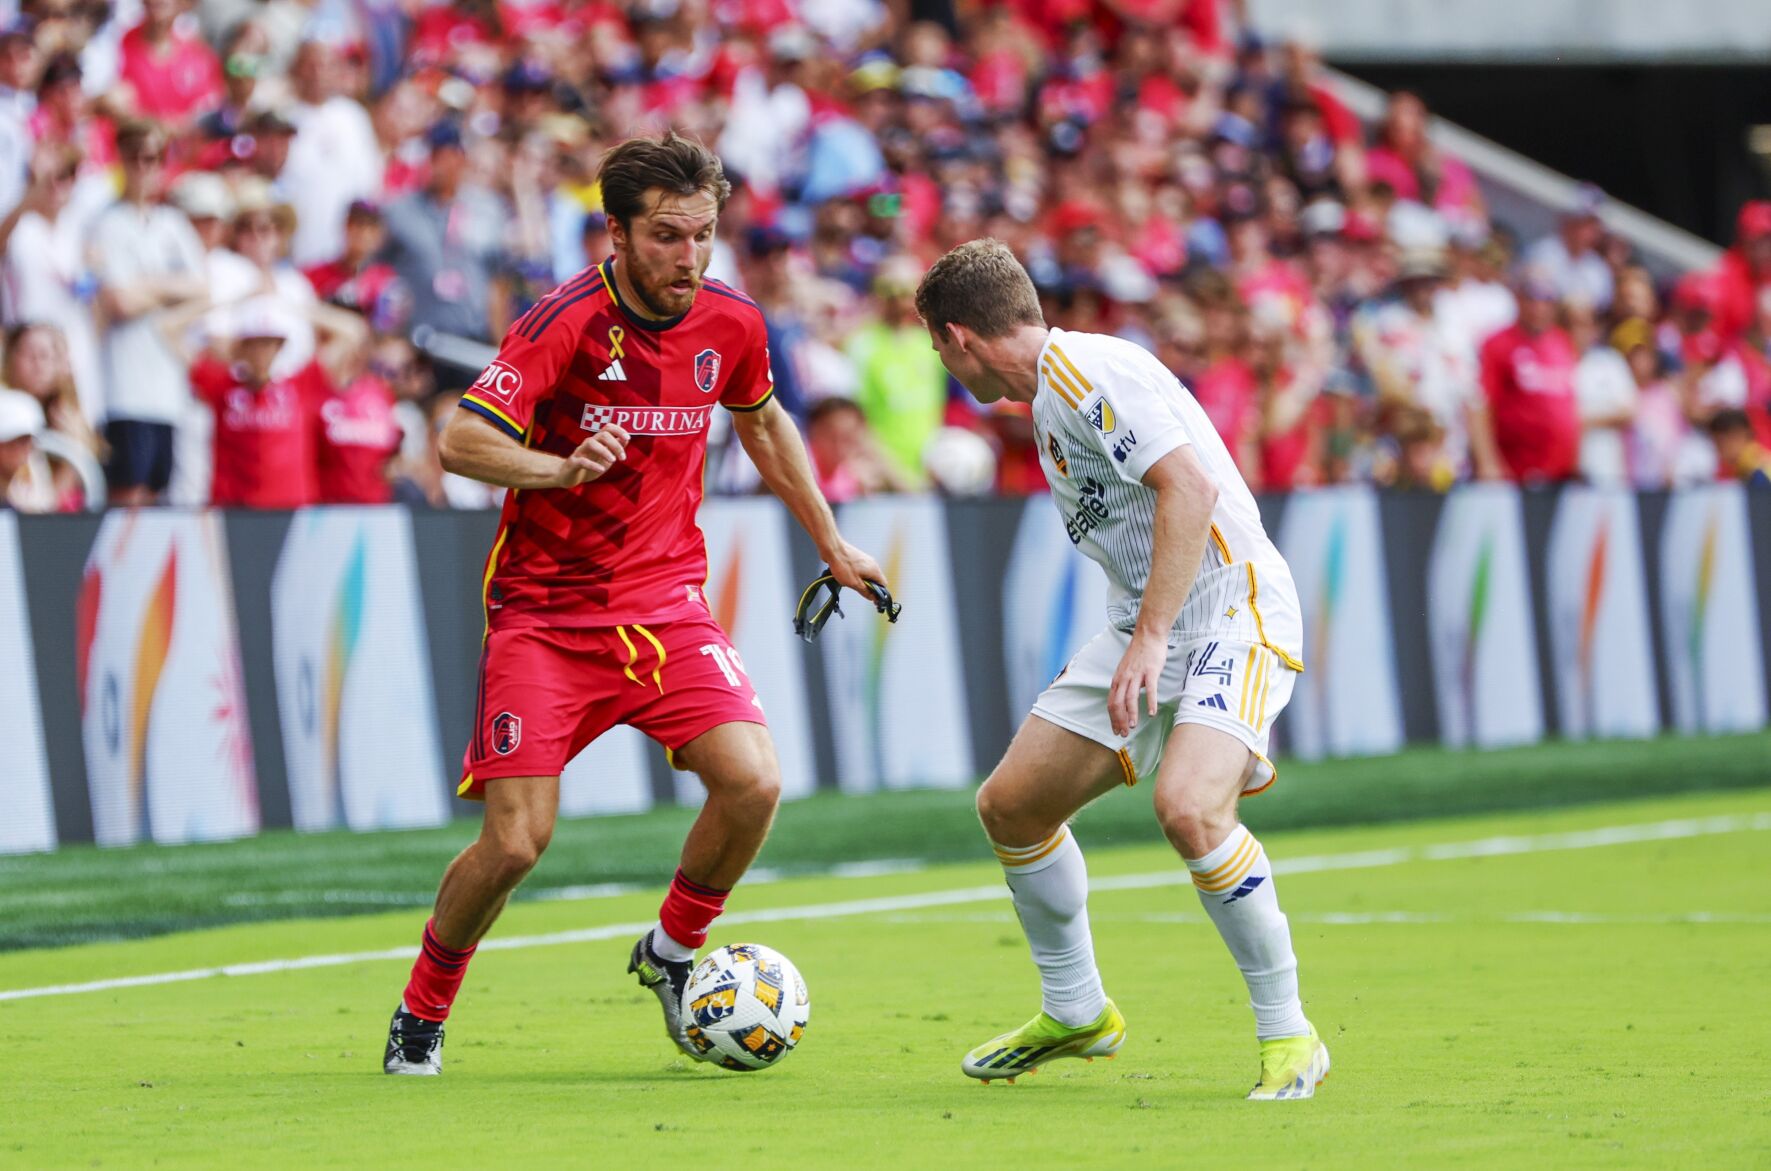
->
xmin=1030 ymin=627 xmax=1297 ymax=794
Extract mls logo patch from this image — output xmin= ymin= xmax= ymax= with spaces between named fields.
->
xmin=1085 ymin=397 xmax=1116 ymax=433
xmin=694 ymin=348 xmax=722 ymax=394
xmin=491 ymin=712 xmax=522 ymax=756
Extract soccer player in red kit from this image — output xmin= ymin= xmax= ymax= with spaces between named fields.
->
xmin=384 ymin=133 xmax=888 ymax=1075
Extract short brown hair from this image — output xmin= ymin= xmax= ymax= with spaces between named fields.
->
xmin=597 ymin=132 xmax=732 ymax=226
xmin=914 ymin=238 xmax=1044 ymax=340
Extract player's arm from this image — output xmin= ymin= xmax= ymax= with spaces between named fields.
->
xmin=1107 ymin=446 xmax=1217 ymax=737
xmin=729 ymin=396 xmax=887 ymax=595
xmin=438 ymin=411 xmax=631 ymax=490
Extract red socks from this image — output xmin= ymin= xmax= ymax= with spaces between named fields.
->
xmin=657 ymin=868 xmax=730 ymax=953
xmin=402 ymin=919 xmax=477 ymax=1022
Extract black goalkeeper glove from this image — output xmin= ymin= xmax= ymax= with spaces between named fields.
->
xmin=792 ymin=569 xmax=902 ymax=643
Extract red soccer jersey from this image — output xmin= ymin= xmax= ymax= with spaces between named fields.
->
xmin=457 ymin=258 xmax=774 ymax=629
xmin=318 ymin=373 xmax=401 ymax=504
xmin=1479 ymin=324 xmax=1581 ymax=483
xmin=119 ymin=26 xmax=222 ymax=124
xmin=191 ymin=357 xmax=326 ymax=508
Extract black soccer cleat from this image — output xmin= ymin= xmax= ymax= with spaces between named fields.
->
xmin=628 ymin=932 xmax=702 ymax=1061
xmin=383 ymin=1005 xmax=445 ymax=1076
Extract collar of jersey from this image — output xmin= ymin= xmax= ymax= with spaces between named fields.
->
xmin=600 ymin=257 xmax=689 ymax=332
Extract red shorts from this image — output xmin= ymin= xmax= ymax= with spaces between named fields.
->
xmin=458 ymin=615 xmax=767 ymax=799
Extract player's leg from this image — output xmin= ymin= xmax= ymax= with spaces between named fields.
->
xmin=961 ymin=707 xmax=1134 ymax=1083
xmin=620 ymin=617 xmax=781 ymax=1056
xmin=1155 ymin=649 xmax=1326 ymax=1099
xmin=387 ymin=628 xmax=583 ymax=1075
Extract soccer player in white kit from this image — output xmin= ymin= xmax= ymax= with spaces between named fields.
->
xmin=915 ymin=240 xmax=1329 ymax=1099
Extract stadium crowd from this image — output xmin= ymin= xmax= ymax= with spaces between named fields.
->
xmin=2 ymin=0 xmax=1770 ymax=513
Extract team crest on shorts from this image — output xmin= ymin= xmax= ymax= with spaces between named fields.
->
xmin=694 ymin=348 xmax=722 ymax=394
xmin=491 ymin=712 xmax=522 ymax=755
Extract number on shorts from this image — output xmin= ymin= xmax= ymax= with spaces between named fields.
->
xmin=700 ymin=643 xmax=747 ymax=688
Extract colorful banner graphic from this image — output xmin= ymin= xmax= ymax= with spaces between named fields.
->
xmin=1002 ymin=501 xmax=1111 ymax=724
xmin=695 ymin=499 xmax=819 ymax=803
xmin=1274 ymin=486 xmax=1405 ymax=758
xmin=1660 ymin=483 xmax=1768 ymax=733
xmin=0 ymin=513 xmax=55 ymax=854
xmin=1545 ymin=487 xmax=1660 ymax=739
xmin=79 ymin=511 xmax=258 ymax=846
xmin=1426 ymin=485 xmax=1545 ymax=749
xmin=822 ymin=498 xmax=974 ymax=791
xmin=272 ymin=508 xmax=448 ymax=832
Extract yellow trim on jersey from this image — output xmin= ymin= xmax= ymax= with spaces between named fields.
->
xmin=633 ymin=624 xmax=667 ymax=692
xmin=1041 ymin=358 xmax=1082 ymax=408
xmin=480 ymin=525 xmax=511 ymax=641
xmin=1210 ymin=523 xmax=1233 ymax=567
xmin=460 ymin=393 xmax=524 ymax=437
xmin=458 ymin=771 xmax=475 ymax=797
xmin=1049 ymin=343 xmax=1094 ymax=394
xmin=1245 ymin=751 xmax=1278 ymax=797
xmin=616 ymin=625 xmax=644 ymax=687
xmin=725 ymin=385 xmax=776 ymax=412
xmin=1245 ymin=563 xmax=1306 ymax=672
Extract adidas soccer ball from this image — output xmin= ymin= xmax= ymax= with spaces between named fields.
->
xmin=680 ymin=943 xmax=809 ymax=1071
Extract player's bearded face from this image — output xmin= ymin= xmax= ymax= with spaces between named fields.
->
xmin=618 ymin=189 xmax=719 ymax=319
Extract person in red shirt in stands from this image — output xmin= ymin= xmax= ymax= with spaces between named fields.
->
xmin=317 ymin=342 xmax=405 ymax=504
xmin=117 ymin=0 xmax=221 ymax=125
xmin=1712 ymin=201 xmax=1771 ymax=344
xmin=303 ymin=200 xmax=404 ymax=329
xmin=1478 ymin=271 xmax=1581 ymax=483
xmin=157 ymin=297 xmax=369 ymax=507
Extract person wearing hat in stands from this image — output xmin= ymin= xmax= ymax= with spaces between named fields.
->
xmin=380 ymin=120 xmax=512 ymax=350
xmin=1523 ymin=183 xmax=1613 ymax=312
xmin=1713 ymin=201 xmax=1771 ymax=344
xmin=1354 ymin=246 xmax=1505 ymax=483
xmin=1478 ymin=267 xmax=1581 ymax=483
xmin=242 ymin=108 xmax=296 ymax=182
xmin=0 ymin=386 xmax=55 ymax=511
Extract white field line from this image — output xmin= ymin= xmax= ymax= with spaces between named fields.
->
xmin=2 ymin=812 xmax=1767 ymax=1005
xmin=876 ymin=910 xmax=1771 ymax=926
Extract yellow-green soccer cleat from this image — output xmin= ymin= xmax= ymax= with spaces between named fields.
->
xmin=1245 ymin=1022 xmax=1330 ymax=1100
xmin=960 ymin=1000 xmax=1126 ymax=1084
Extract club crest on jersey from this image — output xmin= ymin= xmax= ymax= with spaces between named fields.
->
xmin=1047 ymin=433 xmax=1068 ymax=477
xmin=471 ymin=361 xmax=523 ymax=406
xmin=693 ymin=348 xmax=722 ymax=394
xmin=1085 ymin=397 xmax=1116 ymax=433
xmin=491 ymin=712 xmax=522 ymax=755
xmin=581 ymin=404 xmax=714 ymax=436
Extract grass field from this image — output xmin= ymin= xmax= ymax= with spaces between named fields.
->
xmin=5 ymin=786 xmax=1770 ymax=1168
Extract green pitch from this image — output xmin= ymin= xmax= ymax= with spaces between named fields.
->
xmin=4 ymin=788 xmax=1769 ymax=1168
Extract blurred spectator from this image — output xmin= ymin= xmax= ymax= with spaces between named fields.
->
xmin=317 ymin=339 xmax=403 ymax=504
xmin=848 ymin=257 xmax=944 ymax=484
xmin=90 ymin=120 xmax=206 ymax=505
xmin=805 ymin=396 xmax=909 ymax=502
xmin=1 ymin=142 xmax=101 ymax=422
xmin=194 ymin=24 xmax=270 ymax=142
xmin=381 ymin=121 xmax=511 ymax=348
xmin=1713 ymin=201 xmax=1771 ymax=343
xmin=0 ymin=16 xmax=36 ymax=217
xmin=1479 ymin=269 xmax=1581 ymax=483
xmin=393 ymin=391 xmax=503 ymax=509
xmin=1353 ymin=246 xmax=1503 ymax=483
xmin=303 ymin=199 xmax=403 ymax=330
xmin=1437 ymin=231 xmax=1516 ymax=357
xmin=1708 ymin=407 xmax=1771 ymax=486
xmin=3 ymin=321 xmax=100 ymax=498
xmin=1386 ymin=403 xmax=1450 ymax=492
xmin=1566 ymin=299 xmax=1636 ymax=486
xmin=0 ymin=386 xmax=54 ymax=511
xmin=117 ymin=0 xmax=220 ymax=124
xmin=1523 ymin=185 xmax=1613 ymax=312
xmin=1619 ymin=321 xmax=1690 ymax=488
xmin=1364 ymin=92 xmax=1484 ymax=228
xmin=282 ymin=39 xmax=382 ymax=266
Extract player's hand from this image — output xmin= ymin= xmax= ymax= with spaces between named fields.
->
xmin=822 ymin=539 xmax=888 ymax=600
xmin=1108 ymin=632 xmax=1167 ymax=738
xmin=556 ymin=423 xmax=630 ymax=487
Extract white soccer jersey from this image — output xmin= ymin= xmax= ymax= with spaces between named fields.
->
xmin=1032 ymin=327 xmax=1304 ymax=671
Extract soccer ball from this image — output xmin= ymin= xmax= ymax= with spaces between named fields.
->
xmin=680 ymin=943 xmax=809 ymax=1071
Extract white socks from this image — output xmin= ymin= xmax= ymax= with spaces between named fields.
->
xmin=994 ymin=826 xmax=1108 ymax=1028
xmin=648 ymin=923 xmax=695 ymax=963
xmin=1185 ymin=823 xmax=1309 ymax=1040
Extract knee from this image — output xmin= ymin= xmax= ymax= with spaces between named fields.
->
xmin=485 ymin=824 xmax=551 ymax=887
xmin=1155 ymin=784 xmax=1236 ymax=860
xmin=722 ymin=761 xmax=782 ymax=815
xmin=976 ymin=778 xmax=1050 ymax=847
